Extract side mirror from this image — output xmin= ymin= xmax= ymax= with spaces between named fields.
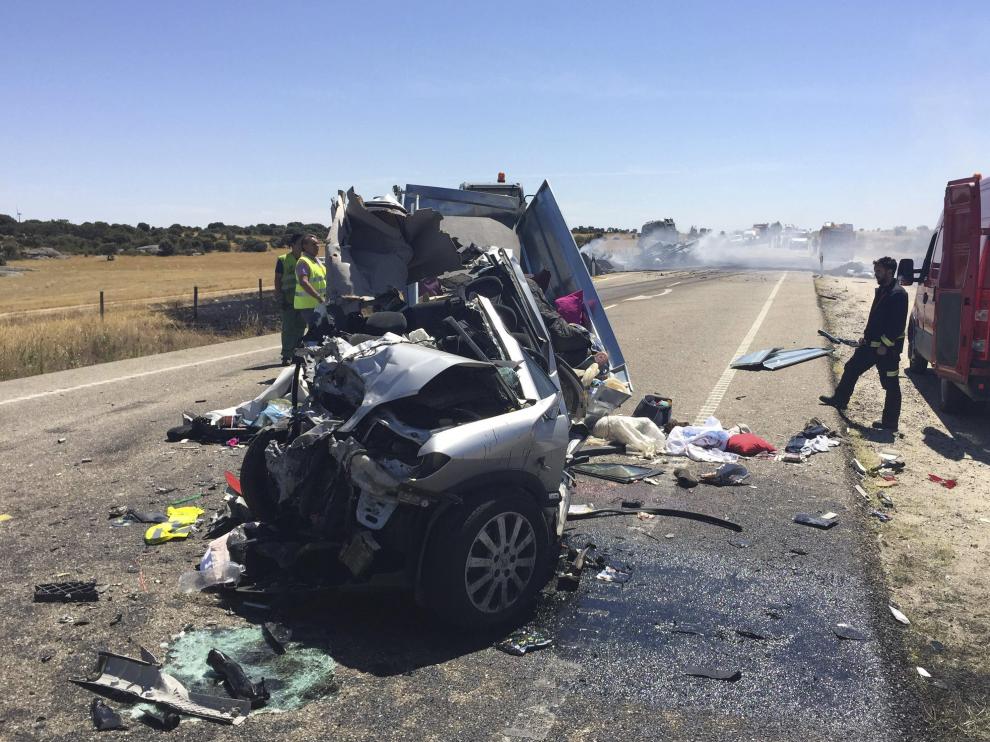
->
xmin=897 ymin=258 xmax=915 ymax=286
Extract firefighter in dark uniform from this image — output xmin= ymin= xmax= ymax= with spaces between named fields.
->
xmin=819 ymin=256 xmax=908 ymax=431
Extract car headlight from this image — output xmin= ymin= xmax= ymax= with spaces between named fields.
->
xmin=415 ymin=453 xmax=450 ymax=478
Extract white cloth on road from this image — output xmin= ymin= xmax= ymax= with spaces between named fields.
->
xmin=785 ymin=434 xmax=840 ymax=457
xmin=592 ymin=415 xmax=667 ymax=458
xmin=666 ymin=417 xmax=739 ymax=463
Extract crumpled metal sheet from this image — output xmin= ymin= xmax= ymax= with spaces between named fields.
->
xmin=325 ymin=188 xmax=462 ymax=300
xmin=72 ymin=648 xmax=250 ymax=725
xmin=730 ymin=347 xmax=781 ymax=368
xmin=761 ymin=347 xmax=833 ymax=370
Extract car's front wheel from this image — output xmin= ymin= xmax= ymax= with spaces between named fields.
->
xmin=422 ymin=493 xmax=551 ymax=628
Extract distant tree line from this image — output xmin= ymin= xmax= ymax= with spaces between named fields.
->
xmin=0 ymin=214 xmax=327 ymax=260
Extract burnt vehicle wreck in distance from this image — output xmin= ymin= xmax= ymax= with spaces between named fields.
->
xmin=236 ymin=179 xmax=631 ymax=626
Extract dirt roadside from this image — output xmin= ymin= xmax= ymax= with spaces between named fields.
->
xmin=817 ymin=275 xmax=990 ymax=740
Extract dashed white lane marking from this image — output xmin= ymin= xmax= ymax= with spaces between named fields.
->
xmin=651 ymin=289 xmax=672 ymax=298
xmin=604 ymin=304 xmax=617 ymax=310
xmin=0 ymin=344 xmax=281 ymax=407
xmin=668 ymin=281 xmax=682 ymax=287
xmin=624 ymin=294 xmax=653 ymax=302
xmin=692 ymin=273 xmax=787 ymax=425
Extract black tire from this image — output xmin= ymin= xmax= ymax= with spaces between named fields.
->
xmin=422 ymin=493 xmax=551 ymax=628
xmin=907 ymin=321 xmax=928 ymax=373
xmin=938 ymin=377 xmax=966 ymax=414
xmin=239 ymin=425 xmax=289 ymax=522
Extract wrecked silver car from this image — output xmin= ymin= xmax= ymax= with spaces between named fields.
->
xmin=237 ymin=179 xmax=631 ymax=626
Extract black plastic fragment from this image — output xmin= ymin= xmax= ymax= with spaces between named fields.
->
xmin=568 ymin=506 xmax=742 ymax=532
xmin=833 ymin=623 xmax=868 ymax=641
xmin=262 ymin=622 xmax=292 ymax=655
xmin=793 ymin=513 xmax=837 ymax=529
xmin=90 ymin=699 xmax=126 ymax=731
xmin=206 ymin=649 xmax=270 ymax=708
xmin=620 ymin=500 xmax=642 ymax=509
xmin=684 ymin=666 xmax=742 ymax=681
xmin=139 ymin=707 xmax=180 ymax=731
xmin=34 ymin=581 xmax=99 ymax=603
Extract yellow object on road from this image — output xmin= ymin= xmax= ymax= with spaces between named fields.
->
xmin=144 ymin=506 xmax=204 ymax=544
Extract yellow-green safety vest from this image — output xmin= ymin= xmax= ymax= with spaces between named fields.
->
xmin=294 ymin=255 xmax=327 ymax=309
xmin=277 ymin=253 xmax=299 ymax=300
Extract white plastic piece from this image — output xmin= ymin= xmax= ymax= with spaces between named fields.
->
xmin=355 ymin=491 xmax=399 ymax=530
xmin=889 ymin=605 xmax=911 ymax=625
xmin=916 ymin=666 xmax=931 ymax=678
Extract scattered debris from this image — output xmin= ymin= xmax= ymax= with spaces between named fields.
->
xmin=72 ymin=647 xmax=249 ymax=725
xmin=699 ymin=463 xmax=750 ymax=487
xmin=570 ymin=462 xmax=664 ymax=484
xmin=854 ymin=484 xmax=870 ymax=500
xmin=206 ymin=649 xmax=270 ymax=708
xmin=889 ymin=605 xmax=911 ymax=625
xmin=34 ymin=581 xmax=99 ymax=603
xmin=0 ymin=514 xmax=11 ymax=523
xmin=683 ymin=666 xmax=742 ymax=682
xmin=852 ymin=459 xmax=867 ymax=475
xmin=930 ymin=639 xmax=945 ymax=653
xmin=793 ymin=512 xmax=838 ymax=529
xmin=674 ymin=467 xmax=699 ymax=488
xmin=262 ymin=622 xmax=292 ymax=655
xmin=833 ymin=623 xmax=868 ymax=641
xmin=165 ymin=626 xmax=337 ymax=711
xmin=138 ymin=707 xmax=180 ymax=731
xmin=928 ymin=474 xmax=957 ymax=489
xmin=636 ymin=511 xmax=656 ymax=521
xmin=144 ymin=506 xmax=205 ymax=545
xmin=80 ymin=458 xmax=93 ymax=464
xmin=790 ymin=547 xmax=809 ymax=555
xmin=870 ymin=510 xmax=893 ymax=523
xmin=917 ymin=666 xmax=932 ymax=678
xmin=496 ymin=627 xmax=553 ymax=656
xmin=596 ymin=565 xmax=632 ymax=584
xmin=728 ymin=537 xmax=752 ymax=549
xmin=90 ymin=699 xmax=126 ymax=731
xmin=732 ymin=347 xmax=832 ymax=371
xmin=672 ymin=623 xmax=706 ymax=636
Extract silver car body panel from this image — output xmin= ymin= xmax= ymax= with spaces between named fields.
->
xmin=335 ymin=337 xmax=493 ymax=434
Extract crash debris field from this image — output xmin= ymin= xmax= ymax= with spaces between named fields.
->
xmin=0 ymin=181 xmax=986 ymax=741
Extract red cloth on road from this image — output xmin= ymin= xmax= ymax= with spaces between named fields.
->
xmin=726 ymin=433 xmax=776 ymax=456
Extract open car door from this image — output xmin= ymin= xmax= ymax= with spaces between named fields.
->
xmin=516 ymin=181 xmax=631 ymax=390
xmin=935 ymin=176 xmax=982 ymax=381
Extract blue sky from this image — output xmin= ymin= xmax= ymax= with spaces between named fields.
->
xmin=2 ymin=1 xmax=988 ymax=232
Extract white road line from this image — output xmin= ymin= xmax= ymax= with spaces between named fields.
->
xmin=668 ymin=281 xmax=682 ymax=287
xmin=0 ymin=344 xmax=280 ymax=407
xmin=692 ymin=273 xmax=787 ymax=425
xmin=604 ymin=304 xmax=617 ymax=310
xmin=624 ymin=295 xmax=652 ymax=302
xmin=651 ymin=289 xmax=672 ymax=298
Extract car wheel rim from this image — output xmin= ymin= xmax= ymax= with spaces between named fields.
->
xmin=464 ymin=511 xmax=537 ymax=614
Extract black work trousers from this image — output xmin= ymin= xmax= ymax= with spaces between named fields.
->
xmin=833 ymin=346 xmax=902 ymax=427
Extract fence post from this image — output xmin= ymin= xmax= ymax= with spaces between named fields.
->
xmin=258 ymin=278 xmax=263 ymax=324
xmin=193 ymin=286 xmax=198 ymax=320
xmin=99 ymin=290 xmax=104 ymax=320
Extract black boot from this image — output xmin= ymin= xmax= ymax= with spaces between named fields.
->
xmin=818 ymin=395 xmax=847 ymax=410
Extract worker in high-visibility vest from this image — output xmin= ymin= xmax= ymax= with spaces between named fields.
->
xmin=293 ymin=233 xmax=327 ymax=324
xmin=275 ymin=234 xmax=305 ymax=365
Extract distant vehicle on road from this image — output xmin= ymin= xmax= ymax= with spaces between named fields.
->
xmin=899 ymin=173 xmax=990 ymax=412
xmin=814 ymin=222 xmax=856 ymax=265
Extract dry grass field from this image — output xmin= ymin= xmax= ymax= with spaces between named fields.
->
xmin=1 ymin=251 xmax=282 ymax=313
xmin=0 ymin=307 xmax=270 ymax=381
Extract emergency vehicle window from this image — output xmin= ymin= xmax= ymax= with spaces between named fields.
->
xmin=938 ymin=211 xmax=970 ymax=289
xmin=928 ymin=228 xmax=943 ymax=282
xmin=921 ymin=228 xmax=938 ymax=280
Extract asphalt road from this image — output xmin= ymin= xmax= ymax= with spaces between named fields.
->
xmin=0 ymin=270 xmax=923 ymax=741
